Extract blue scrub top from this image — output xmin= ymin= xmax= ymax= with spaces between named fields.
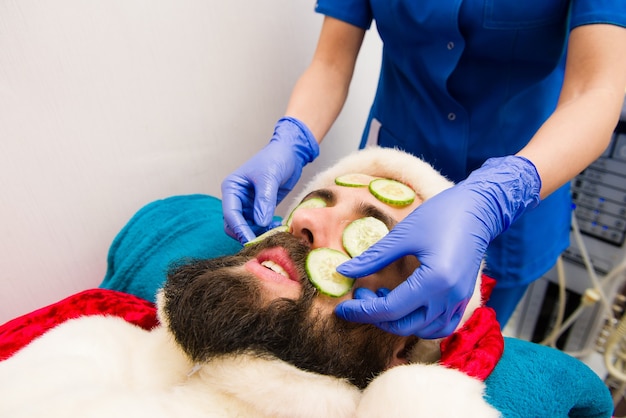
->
xmin=315 ymin=0 xmax=626 ymax=287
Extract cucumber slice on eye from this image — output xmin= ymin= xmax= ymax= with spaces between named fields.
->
xmin=285 ymin=197 xmax=327 ymax=227
xmin=244 ymin=225 xmax=289 ymax=247
xmin=342 ymin=217 xmax=389 ymax=257
xmin=368 ymin=178 xmax=416 ymax=207
xmin=306 ymin=248 xmax=353 ymax=297
xmin=335 ymin=173 xmax=376 ymax=188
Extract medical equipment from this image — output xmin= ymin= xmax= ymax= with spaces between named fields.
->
xmin=506 ymin=95 xmax=626 ymax=410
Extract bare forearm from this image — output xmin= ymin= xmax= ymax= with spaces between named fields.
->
xmin=517 ymin=24 xmax=626 ymax=199
xmin=517 ymin=87 xmax=623 ymax=198
xmin=285 ymin=60 xmax=351 ymax=143
xmin=283 ymin=16 xmax=365 ymax=143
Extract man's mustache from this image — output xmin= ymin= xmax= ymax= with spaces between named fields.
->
xmin=239 ymin=231 xmax=313 ymax=282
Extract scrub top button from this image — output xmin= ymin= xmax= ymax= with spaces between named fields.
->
xmin=448 ymin=112 xmax=456 ymax=121
xmin=447 ymin=41 xmax=455 ymax=50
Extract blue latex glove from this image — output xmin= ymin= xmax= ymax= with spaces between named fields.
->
xmin=221 ymin=117 xmax=319 ymax=244
xmin=335 ymin=155 xmax=541 ymax=339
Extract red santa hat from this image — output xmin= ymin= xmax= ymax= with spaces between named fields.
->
xmin=287 ymin=146 xmax=504 ymax=381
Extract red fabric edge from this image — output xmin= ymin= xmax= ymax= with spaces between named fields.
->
xmin=1 ymin=275 xmax=504 ymax=381
xmin=0 ymin=289 xmax=158 ymax=361
xmin=439 ymin=274 xmax=504 ymax=381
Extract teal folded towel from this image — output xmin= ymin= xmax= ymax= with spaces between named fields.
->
xmin=100 ymin=194 xmax=241 ymax=302
xmin=486 ymin=338 xmax=613 ymax=418
xmin=101 ymin=194 xmax=614 ymax=417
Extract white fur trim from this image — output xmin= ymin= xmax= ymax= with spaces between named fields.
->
xmin=197 ymin=354 xmax=360 ymax=418
xmin=357 ymin=363 xmax=501 ymax=418
xmin=0 ymin=314 xmax=500 ymax=417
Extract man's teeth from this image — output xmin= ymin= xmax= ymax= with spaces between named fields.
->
xmin=261 ymin=260 xmax=288 ymax=278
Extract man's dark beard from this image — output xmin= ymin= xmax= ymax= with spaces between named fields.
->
xmin=163 ymin=232 xmax=407 ymax=389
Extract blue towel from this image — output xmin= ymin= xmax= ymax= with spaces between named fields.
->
xmin=100 ymin=194 xmax=614 ymax=417
xmin=486 ymin=337 xmax=613 ymax=418
xmin=100 ymin=194 xmax=242 ymax=302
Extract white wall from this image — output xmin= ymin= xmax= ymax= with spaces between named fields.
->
xmin=0 ymin=0 xmax=381 ymax=323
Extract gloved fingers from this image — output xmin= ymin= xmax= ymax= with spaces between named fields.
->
xmin=371 ymin=308 xmax=427 ymax=337
xmin=252 ymin=194 xmax=277 ymax=229
xmin=352 ymin=287 xmax=378 ymax=300
xmin=407 ymin=301 xmax=466 ymax=338
xmin=376 ymin=288 xmax=391 ymax=297
xmin=223 ymin=219 xmax=254 ymax=244
xmin=252 ymin=174 xmax=282 ymax=227
xmin=369 ymin=301 xmax=465 ymax=339
xmin=335 ymin=279 xmax=426 ymax=324
xmin=221 ymin=192 xmax=257 ymax=244
xmin=397 ymin=312 xmax=461 ymax=339
xmin=336 ymin=231 xmax=409 ymax=278
xmin=370 ymin=289 xmax=438 ymax=337
xmin=223 ymin=216 xmax=276 ymax=242
xmin=335 ymin=297 xmax=390 ymax=324
xmin=425 ymin=311 xmax=464 ymax=338
xmin=268 ymin=219 xmax=284 ymax=230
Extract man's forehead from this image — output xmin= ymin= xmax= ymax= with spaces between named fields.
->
xmin=285 ymin=147 xmax=454 ymax=224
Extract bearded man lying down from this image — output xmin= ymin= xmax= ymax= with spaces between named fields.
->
xmin=0 ymin=147 xmax=502 ymax=418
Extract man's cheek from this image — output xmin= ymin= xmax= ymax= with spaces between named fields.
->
xmin=312 ymin=294 xmax=348 ymax=315
xmin=350 ymin=274 xmax=387 ymax=296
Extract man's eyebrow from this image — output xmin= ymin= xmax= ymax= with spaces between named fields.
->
xmin=300 ymin=188 xmax=397 ymax=230
xmin=354 ymin=201 xmax=397 ymax=231
xmin=301 ymin=189 xmax=336 ymax=205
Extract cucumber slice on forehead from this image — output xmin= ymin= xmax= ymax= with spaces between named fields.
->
xmin=285 ymin=197 xmax=327 ymax=227
xmin=335 ymin=173 xmax=376 ymax=187
xmin=306 ymin=248 xmax=354 ymax=297
xmin=369 ymin=178 xmax=416 ymax=207
xmin=244 ymin=225 xmax=289 ymax=247
xmin=342 ymin=217 xmax=389 ymax=257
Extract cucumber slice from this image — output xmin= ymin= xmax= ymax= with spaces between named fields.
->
xmin=285 ymin=197 xmax=327 ymax=226
xmin=244 ymin=225 xmax=289 ymax=247
xmin=369 ymin=178 xmax=416 ymax=207
xmin=306 ymin=248 xmax=354 ymax=297
xmin=335 ymin=173 xmax=375 ymax=188
xmin=342 ymin=217 xmax=389 ymax=257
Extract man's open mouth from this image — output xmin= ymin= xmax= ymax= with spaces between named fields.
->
xmin=260 ymin=259 xmax=289 ymax=277
xmin=244 ymin=246 xmax=303 ymax=286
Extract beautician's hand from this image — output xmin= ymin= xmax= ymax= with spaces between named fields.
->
xmin=221 ymin=117 xmax=319 ymax=244
xmin=335 ymin=156 xmax=541 ymax=339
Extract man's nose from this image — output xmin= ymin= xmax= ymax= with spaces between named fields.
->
xmin=288 ymin=207 xmax=346 ymax=252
